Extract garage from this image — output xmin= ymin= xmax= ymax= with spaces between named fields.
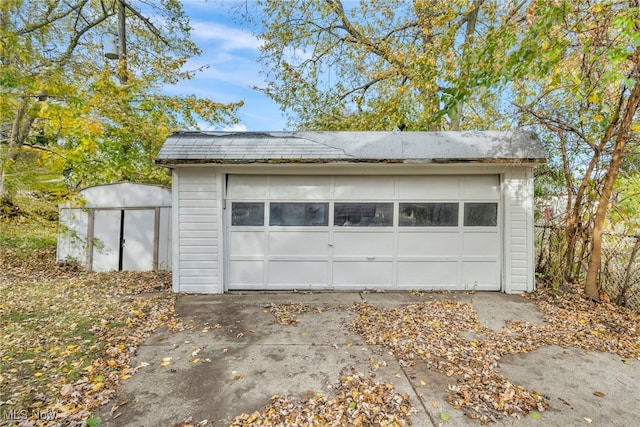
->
xmin=156 ymin=130 xmax=546 ymax=294
xmin=226 ymin=175 xmax=500 ymax=291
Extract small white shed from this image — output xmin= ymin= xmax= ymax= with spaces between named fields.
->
xmin=57 ymin=182 xmax=172 ymax=272
xmin=156 ymin=131 xmax=546 ymax=294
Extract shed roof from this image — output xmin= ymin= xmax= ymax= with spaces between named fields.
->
xmin=155 ymin=131 xmax=546 ymax=165
xmin=60 ymin=183 xmax=172 ymax=209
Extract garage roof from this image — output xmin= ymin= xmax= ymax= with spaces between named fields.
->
xmin=155 ymin=130 xmax=546 ymax=165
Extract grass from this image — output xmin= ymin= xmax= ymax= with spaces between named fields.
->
xmin=0 ymin=217 xmax=57 ymax=251
xmin=0 ymin=216 xmax=175 ymax=425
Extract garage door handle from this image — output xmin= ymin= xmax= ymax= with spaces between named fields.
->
xmin=367 ymin=256 xmax=376 ymax=260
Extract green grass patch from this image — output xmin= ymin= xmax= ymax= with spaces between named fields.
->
xmin=0 ymin=218 xmax=58 ymax=251
xmin=0 ymin=219 xmax=174 ymax=422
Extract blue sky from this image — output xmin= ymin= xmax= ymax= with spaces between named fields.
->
xmin=163 ymin=0 xmax=290 ymax=132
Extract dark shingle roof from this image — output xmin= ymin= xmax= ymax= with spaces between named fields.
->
xmin=155 ymin=131 xmax=546 ymax=165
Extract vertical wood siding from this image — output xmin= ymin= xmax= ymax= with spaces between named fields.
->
xmin=174 ymin=168 xmax=220 ymax=293
xmin=503 ymin=167 xmax=535 ymax=293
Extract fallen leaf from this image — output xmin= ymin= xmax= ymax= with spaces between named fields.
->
xmin=91 ymin=382 xmax=104 ymax=392
xmin=440 ymin=412 xmax=450 ymax=421
xmin=530 ymin=411 xmax=541 ymax=419
xmin=593 ymin=391 xmax=605 ymax=397
xmin=160 ymin=357 xmax=171 ymax=367
xmin=60 ymin=384 xmax=74 ymax=397
xmin=228 ymin=368 xmax=413 ymax=426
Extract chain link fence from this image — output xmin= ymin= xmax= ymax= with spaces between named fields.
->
xmin=535 ymin=225 xmax=640 ymax=310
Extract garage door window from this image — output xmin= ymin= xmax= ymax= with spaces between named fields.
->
xmin=464 ymin=203 xmax=498 ymax=226
xmin=270 ymin=202 xmax=329 ymax=226
xmin=399 ymin=203 xmax=458 ymax=226
xmin=232 ymin=202 xmax=264 ymax=226
xmin=334 ymin=203 xmax=393 ymax=226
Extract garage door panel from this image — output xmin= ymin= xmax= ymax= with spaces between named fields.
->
xmin=396 ymin=176 xmax=460 ymax=199
xmin=230 ymin=232 xmax=265 ymax=256
xmin=269 ymin=176 xmax=332 ymax=199
xmin=397 ymin=261 xmax=458 ymax=286
xmin=269 ymin=231 xmax=329 ymax=256
xmin=463 ymin=232 xmax=499 ymax=256
xmin=397 ymin=232 xmax=459 ymax=257
xmin=333 ymin=261 xmax=393 ymax=286
xmin=462 ymin=261 xmax=499 ymax=289
xmin=334 ymin=176 xmax=394 ymax=199
xmin=268 ymin=261 xmax=328 ymax=285
xmin=461 ymin=175 xmax=500 ymax=199
xmin=333 ymin=232 xmax=394 ymax=257
xmin=227 ymin=176 xmax=267 ymax=198
xmin=229 ymin=261 xmax=263 ymax=285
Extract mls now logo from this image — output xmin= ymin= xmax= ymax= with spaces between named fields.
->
xmin=2 ymin=408 xmax=56 ymax=421
xmin=2 ymin=409 xmax=28 ymax=420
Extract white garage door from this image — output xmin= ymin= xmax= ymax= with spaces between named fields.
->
xmin=226 ymin=175 xmax=500 ymax=291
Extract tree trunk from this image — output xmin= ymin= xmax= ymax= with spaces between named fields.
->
xmin=584 ymin=55 xmax=640 ymax=300
xmin=0 ymin=161 xmax=9 ymax=205
xmin=564 ymin=143 xmax=600 ymax=282
xmin=1 ymin=95 xmax=38 ymax=205
xmin=450 ymin=0 xmax=481 ymax=130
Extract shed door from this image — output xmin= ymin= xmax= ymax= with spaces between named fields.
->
xmin=91 ymin=209 xmax=155 ymax=272
xmin=122 ymin=209 xmax=155 ymax=271
xmin=226 ymin=175 xmax=500 ymax=291
xmin=92 ymin=210 xmax=122 ymax=272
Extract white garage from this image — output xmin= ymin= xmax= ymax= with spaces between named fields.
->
xmin=156 ymin=131 xmax=546 ymax=294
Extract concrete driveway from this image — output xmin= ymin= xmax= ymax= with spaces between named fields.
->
xmin=96 ymin=292 xmax=640 ymax=427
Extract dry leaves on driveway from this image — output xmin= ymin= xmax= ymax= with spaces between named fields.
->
xmin=348 ymin=288 xmax=640 ymax=424
xmin=0 ymin=248 xmax=176 ymax=426
xmin=229 ymin=367 xmax=414 ymax=427
xmin=265 ymin=302 xmax=329 ymax=326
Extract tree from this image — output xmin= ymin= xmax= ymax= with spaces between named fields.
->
xmin=1 ymin=0 xmax=242 ymax=206
xmin=512 ymin=0 xmax=640 ymax=300
xmin=245 ymin=0 xmax=522 ymax=131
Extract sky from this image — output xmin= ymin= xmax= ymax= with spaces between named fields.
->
xmin=162 ymin=0 xmax=290 ymax=132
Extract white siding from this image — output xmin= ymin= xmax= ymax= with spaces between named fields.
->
xmin=158 ymin=207 xmax=172 ymax=270
xmin=503 ymin=167 xmax=535 ymax=293
xmin=173 ymin=168 xmax=221 ymax=293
